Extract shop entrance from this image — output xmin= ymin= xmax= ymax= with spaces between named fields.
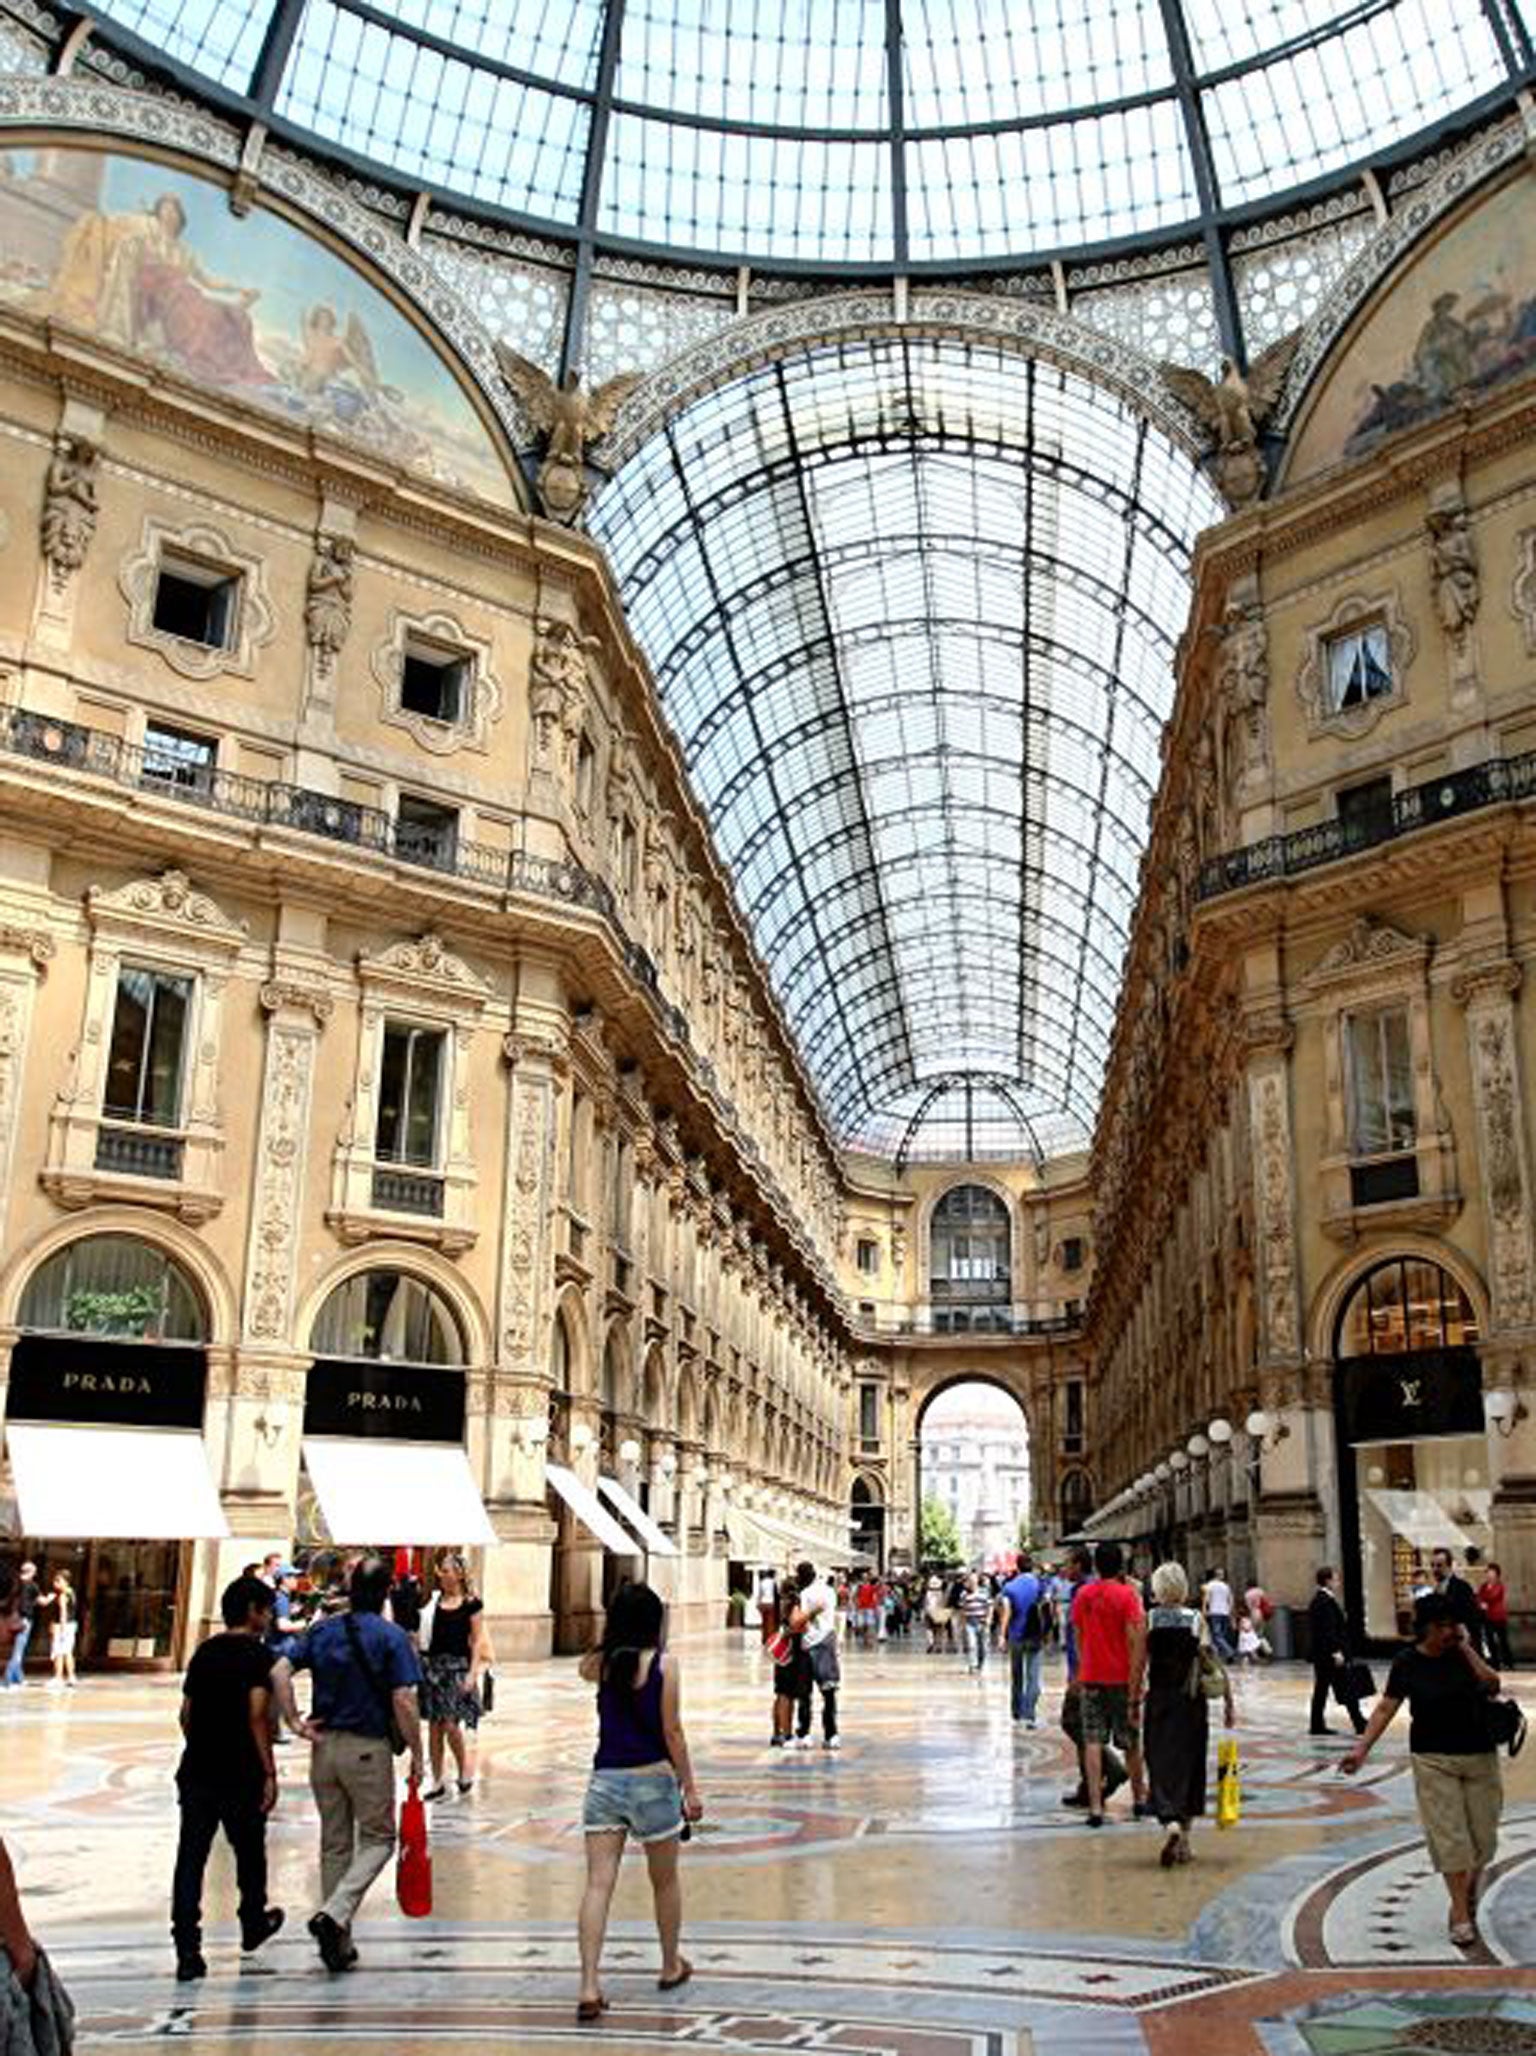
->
xmin=1333 ymin=1256 xmax=1487 ymax=1643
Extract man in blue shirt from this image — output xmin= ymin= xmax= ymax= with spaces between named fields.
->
xmin=272 ymin=1556 xmax=423 ymax=1972
xmin=997 ymin=1554 xmax=1048 ymax=1726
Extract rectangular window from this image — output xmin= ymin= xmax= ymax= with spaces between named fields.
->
xmin=855 ymin=1236 xmax=879 ymax=1275
xmin=858 ymin=1383 xmax=879 ymax=1443
xmin=374 ymin=1022 xmax=445 ymax=1168
xmin=1065 ymin=1378 xmax=1084 ymax=1452
xmin=1061 ymin=1235 xmax=1084 ymax=1272
xmin=103 ymin=967 xmax=191 ymax=1127
xmin=1326 ymin=623 xmax=1393 ymax=712
xmin=141 ymin=723 xmax=217 ymax=794
xmin=400 ymin=641 xmax=468 ymax=724
xmin=395 ymin=794 xmax=459 ymax=870
xmin=152 ymin=555 xmax=239 ymax=650
xmin=1347 ymin=1006 xmax=1416 ymax=1159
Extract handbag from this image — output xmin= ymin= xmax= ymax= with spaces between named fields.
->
xmin=480 ymin=1668 xmax=495 ymax=1715
xmin=1335 ymin=1658 xmax=1376 ymax=1704
xmin=1486 ymin=1694 xmax=1526 ymax=1754
xmin=343 ymin=1613 xmax=408 ymax=1756
xmin=1184 ymin=1616 xmax=1229 ymax=1702
xmin=767 ymin=1628 xmax=793 ymax=1666
xmin=397 ymin=1774 xmax=433 ymax=1918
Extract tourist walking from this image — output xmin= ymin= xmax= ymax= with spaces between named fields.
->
xmin=1061 ymin=1544 xmax=1127 ymax=1810
xmin=770 ymin=1573 xmax=811 ymax=1748
xmin=958 ymin=1573 xmax=992 ymax=1674
xmin=795 ymin=1561 xmax=842 ymax=1748
xmin=170 ymin=1574 xmax=285 ymax=1981
xmin=1202 ymin=1566 xmax=1235 ymax=1661
xmin=1134 ymin=1562 xmax=1234 ymax=1869
xmin=1478 ymin=1562 xmax=1514 ymax=1670
xmin=36 ymin=1571 xmax=77 ymax=1688
xmin=271 ymin=1554 xmax=424 ymax=1973
xmin=2 ymin=1561 xmax=37 ymax=1690
xmin=1341 ymin=1591 xmax=1505 ymax=1948
xmin=1071 ymin=1541 xmax=1148 ymax=1827
xmin=417 ymin=1551 xmax=492 ymax=1800
xmin=576 ymin=1581 xmax=702 ymax=2021
xmin=1307 ymin=1566 xmax=1367 ymax=1736
xmin=923 ymin=1573 xmax=951 ymax=1653
xmin=997 ymin=1554 xmax=1047 ymax=1726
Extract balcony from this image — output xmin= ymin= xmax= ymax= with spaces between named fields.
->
xmin=1198 ymin=747 xmax=1536 ymax=900
xmin=94 ymin=1124 xmax=184 ymax=1180
xmin=370 ymin=1165 xmax=445 ymax=1217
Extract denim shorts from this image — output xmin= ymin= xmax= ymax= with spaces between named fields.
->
xmin=1080 ymin=1682 xmax=1138 ymax=1750
xmin=582 ymin=1768 xmax=683 ymax=1844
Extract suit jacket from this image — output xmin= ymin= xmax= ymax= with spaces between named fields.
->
xmin=1442 ymin=1573 xmax=1485 ymax=1651
xmin=1308 ymin=1586 xmax=1350 ymax=1665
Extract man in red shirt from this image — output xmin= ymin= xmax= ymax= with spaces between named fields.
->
xmin=1070 ymin=1541 xmax=1149 ymax=1827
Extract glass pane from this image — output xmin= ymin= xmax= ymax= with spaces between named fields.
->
xmin=18 ymin=1234 xmax=205 ymax=1339
xmin=103 ymin=970 xmax=150 ymax=1121
xmin=311 ymin=1270 xmax=463 ymax=1364
xmin=104 ymin=969 xmax=188 ymax=1125
xmin=404 ymin=1029 xmax=443 ymax=1167
xmin=1383 ymin=1009 xmax=1415 ymax=1150
xmin=143 ymin=975 xmax=189 ymax=1127
xmin=1355 ymin=1435 xmax=1492 ymax=1641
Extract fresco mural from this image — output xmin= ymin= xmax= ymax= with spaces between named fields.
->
xmin=1288 ymin=175 xmax=1536 ymax=483
xmin=0 ymin=145 xmax=512 ymax=505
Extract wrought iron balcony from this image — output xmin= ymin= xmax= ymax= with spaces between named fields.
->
xmin=1198 ymin=748 xmax=1536 ymax=900
xmin=94 ymin=1124 xmax=185 ymax=1180
xmin=370 ymin=1165 xmax=446 ymax=1217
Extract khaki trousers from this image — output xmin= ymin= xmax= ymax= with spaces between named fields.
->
xmin=311 ymin=1729 xmax=398 ymax=1929
xmin=1411 ymin=1750 xmax=1502 ymax=1875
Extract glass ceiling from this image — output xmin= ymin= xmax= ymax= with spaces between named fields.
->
xmin=78 ymin=0 xmax=1529 ymax=268
xmin=589 ymin=338 xmax=1224 ymax=1162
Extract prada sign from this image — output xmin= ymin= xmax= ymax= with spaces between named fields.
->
xmin=305 ymin=1358 xmax=466 ymax=1444
xmin=7 ymin=1336 xmax=207 ymax=1429
xmin=1336 ymin=1346 xmax=1485 ymax=1446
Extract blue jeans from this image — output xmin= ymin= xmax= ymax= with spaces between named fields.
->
xmin=1009 ymin=1640 xmax=1042 ymax=1721
xmin=1208 ymin=1616 xmax=1235 ymax=1661
xmin=4 ymin=1617 xmax=31 ymax=1687
xmin=962 ymin=1620 xmax=988 ymax=1671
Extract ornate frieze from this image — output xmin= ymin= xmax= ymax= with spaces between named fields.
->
xmin=1513 ymin=526 xmax=1536 ymax=657
xmin=1454 ymin=961 xmax=1535 ymax=1331
xmin=243 ymin=984 xmax=328 ymax=1343
xmin=1248 ymin=1060 xmax=1302 ymax=1363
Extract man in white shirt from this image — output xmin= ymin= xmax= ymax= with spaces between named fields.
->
xmin=1203 ymin=1568 xmax=1235 ymax=1661
xmin=794 ymin=1562 xmax=841 ymax=1751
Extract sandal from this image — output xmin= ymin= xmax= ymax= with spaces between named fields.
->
xmin=576 ymin=1995 xmax=608 ymax=2021
xmin=658 ymin=1958 xmax=693 ymax=1992
xmin=1449 ymin=1920 xmax=1477 ymax=1950
xmin=1159 ymin=1827 xmax=1181 ymax=1869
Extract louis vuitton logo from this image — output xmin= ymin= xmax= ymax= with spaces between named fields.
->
xmin=1399 ymin=1377 xmax=1422 ymax=1408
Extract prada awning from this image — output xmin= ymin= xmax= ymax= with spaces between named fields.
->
xmin=302 ymin=1438 xmax=496 ymax=1547
xmin=723 ymin=1507 xmax=782 ymax=1563
xmin=6 ymin=1423 xmax=229 ymax=1539
xmin=597 ymin=1475 xmax=679 ymax=1557
xmin=545 ymin=1462 xmax=642 ymax=1555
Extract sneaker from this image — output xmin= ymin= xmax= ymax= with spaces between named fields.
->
xmin=175 ymin=1951 xmax=207 ymax=1983
xmin=308 ymin=1910 xmax=354 ymax=1974
xmin=240 ymin=1908 xmax=284 ymax=1954
xmin=422 ymin=1783 xmax=449 ymax=1802
xmin=770 ymin=1735 xmax=786 ymax=1748
xmin=823 ymin=1735 xmax=841 ymax=1751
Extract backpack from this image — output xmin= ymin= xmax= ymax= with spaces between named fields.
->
xmin=1017 ymin=1581 xmax=1045 ymax=1647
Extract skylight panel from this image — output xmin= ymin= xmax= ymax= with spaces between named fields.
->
xmin=91 ymin=0 xmax=264 ymax=88
xmin=902 ymin=0 xmax=1173 ymax=126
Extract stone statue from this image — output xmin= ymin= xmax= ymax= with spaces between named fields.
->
xmin=493 ymin=346 xmax=644 ymax=524
xmin=529 ymin=618 xmax=592 ymax=767
xmin=1159 ymin=332 xmax=1302 ymax=509
xmin=40 ymin=434 xmax=98 ymax=587
xmin=1214 ymin=577 xmax=1270 ymax=797
xmin=304 ymin=532 xmax=354 ymax=668
xmin=1427 ymin=488 xmax=1480 ymax=640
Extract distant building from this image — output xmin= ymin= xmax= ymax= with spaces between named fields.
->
xmin=920 ymin=1396 xmax=1031 ymax=1563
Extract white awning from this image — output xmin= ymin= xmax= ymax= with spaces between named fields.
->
xmin=6 ymin=1424 xmax=229 ymax=1539
xmin=545 ymin=1462 xmax=641 ymax=1555
xmin=597 ymin=1474 xmax=679 ymax=1557
xmin=753 ymin=1509 xmax=839 ymax=1567
xmin=302 ymin=1439 xmax=496 ymax=1546
xmin=724 ymin=1507 xmax=782 ymax=1563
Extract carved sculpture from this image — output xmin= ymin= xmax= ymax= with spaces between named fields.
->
xmin=493 ymin=346 xmax=643 ymax=523
xmin=1426 ymin=486 xmax=1479 ymax=640
xmin=529 ymin=618 xmax=593 ymax=771
xmin=40 ymin=434 xmax=98 ymax=588
xmin=1159 ymin=332 xmax=1302 ymax=509
xmin=1213 ymin=576 xmax=1270 ymax=803
xmin=304 ymin=532 xmax=355 ymax=670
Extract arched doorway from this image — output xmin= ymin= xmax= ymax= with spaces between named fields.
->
xmin=850 ymin=1474 xmax=885 ymax=1569
xmin=928 ymin=1185 xmax=1013 ymax=1335
xmin=1332 ymin=1255 xmax=1484 ymax=1642
xmin=7 ymin=1233 xmax=211 ymax=1668
xmin=916 ymin=1378 xmax=1031 ymax=1569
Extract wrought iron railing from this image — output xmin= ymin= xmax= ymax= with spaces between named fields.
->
xmin=370 ymin=1165 xmax=446 ymax=1217
xmin=860 ymin=1309 xmax=1084 ymax=1339
xmin=95 ymin=1124 xmax=184 ymax=1179
xmin=1198 ymin=748 xmax=1536 ymax=900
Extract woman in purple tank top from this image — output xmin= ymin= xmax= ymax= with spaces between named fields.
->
xmin=575 ymin=1582 xmax=703 ymax=2022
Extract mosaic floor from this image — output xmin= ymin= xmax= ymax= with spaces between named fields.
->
xmin=2 ymin=1632 xmax=1533 ymax=2052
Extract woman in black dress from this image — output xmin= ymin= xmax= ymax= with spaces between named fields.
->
xmin=1133 ymin=1561 xmax=1235 ymax=1868
xmin=419 ymin=1551 xmax=493 ymax=1799
xmin=770 ymin=1573 xmax=812 ymax=1748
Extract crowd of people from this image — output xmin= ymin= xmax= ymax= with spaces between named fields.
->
xmin=0 ymin=1536 xmax=1527 ymax=2031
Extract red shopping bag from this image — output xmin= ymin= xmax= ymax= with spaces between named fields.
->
xmin=397 ymin=1775 xmax=433 ymax=1917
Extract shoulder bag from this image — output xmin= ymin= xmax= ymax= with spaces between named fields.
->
xmin=343 ymin=1612 xmax=409 ymax=1756
xmin=1184 ymin=1615 xmax=1230 ymax=1702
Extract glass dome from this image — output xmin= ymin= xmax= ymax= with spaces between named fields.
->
xmin=79 ymin=0 xmax=1526 ymax=269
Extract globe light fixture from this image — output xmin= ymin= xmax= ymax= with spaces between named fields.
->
xmin=1186 ymin=1433 xmax=1209 ymax=1459
xmin=1208 ymin=1418 xmax=1233 ymax=1444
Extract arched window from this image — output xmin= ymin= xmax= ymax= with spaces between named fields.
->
xmin=1335 ymin=1258 xmax=1478 ymax=1359
xmin=19 ymin=1234 xmax=205 ymax=1341
xmin=311 ymin=1271 xmax=463 ymax=1365
xmin=602 ymin=1328 xmax=624 ymax=1415
xmin=930 ymin=1185 xmax=1011 ymax=1305
xmin=1059 ymin=1469 xmax=1092 ymax=1534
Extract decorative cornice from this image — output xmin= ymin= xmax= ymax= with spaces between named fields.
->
xmin=259 ymin=978 xmax=334 ymax=1026
xmin=0 ymin=923 xmax=55 ymax=970
xmin=1452 ymin=959 xmax=1522 ymax=1008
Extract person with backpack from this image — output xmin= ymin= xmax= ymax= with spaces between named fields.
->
xmin=997 ymin=1554 xmax=1049 ymax=1726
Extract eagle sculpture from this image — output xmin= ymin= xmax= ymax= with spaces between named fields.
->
xmin=493 ymin=344 xmax=643 ymax=523
xmin=1158 ymin=330 xmax=1302 ymax=508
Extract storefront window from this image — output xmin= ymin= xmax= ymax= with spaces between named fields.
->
xmin=311 ymin=1270 xmax=464 ymax=1365
xmin=18 ymin=1235 xmax=205 ymax=1340
xmin=1336 ymin=1257 xmax=1484 ymax=1641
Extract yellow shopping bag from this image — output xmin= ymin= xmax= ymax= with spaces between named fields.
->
xmin=1216 ymin=1736 xmax=1241 ymax=1829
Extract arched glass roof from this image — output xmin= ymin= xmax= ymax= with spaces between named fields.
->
xmin=589 ymin=337 xmax=1224 ymax=1161
xmin=79 ymin=0 xmax=1530 ymax=269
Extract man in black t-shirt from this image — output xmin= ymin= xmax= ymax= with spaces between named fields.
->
xmin=170 ymin=1575 xmax=285 ymax=1982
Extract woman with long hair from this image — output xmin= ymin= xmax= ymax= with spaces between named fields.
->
xmin=1134 ymin=1561 xmax=1234 ymax=1869
xmin=417 ymin=1551 xmax=492 ymax=1800
xmin=36 ymin=1570 xmax=77 ymax=1689
xmin=576 ymin=1581 xmax=703 ymax=2022
xmin=771 ymin=1571 xmax=811 ymax=1748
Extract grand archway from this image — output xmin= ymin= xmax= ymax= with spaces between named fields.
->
xmin=914 ymin=1376 xmax=1033 ymax=1569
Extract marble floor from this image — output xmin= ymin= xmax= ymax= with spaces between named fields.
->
xmin=2 ymin=1631 xmax=1533 ymax=2053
